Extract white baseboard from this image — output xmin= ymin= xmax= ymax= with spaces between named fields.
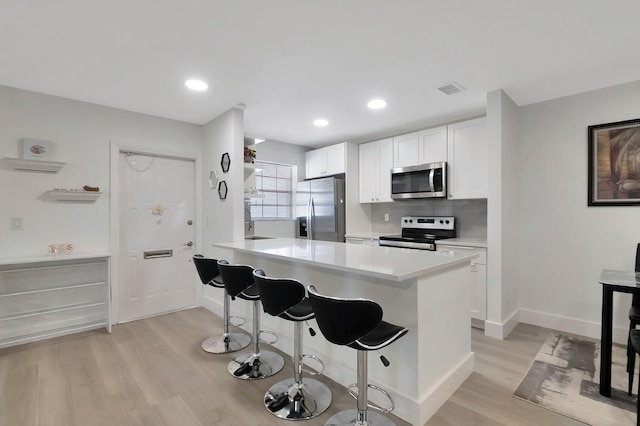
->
xmin=484 ymin=310 xmax=520 ymax=340
xmin=517 ymin=309 xmax=628 ymax=345
xmin=417 ymin=352 xmax=475 ymax=425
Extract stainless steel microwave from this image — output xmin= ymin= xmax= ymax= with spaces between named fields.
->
xmin=390 ymin=162 xmax=447 ymax=199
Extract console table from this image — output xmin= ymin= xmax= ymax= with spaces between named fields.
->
xmin=0 ymin=254 xmax=111 ymax=349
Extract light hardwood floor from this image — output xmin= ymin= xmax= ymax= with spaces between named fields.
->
xmin=0 ymin=308 xmax=585 ymax=426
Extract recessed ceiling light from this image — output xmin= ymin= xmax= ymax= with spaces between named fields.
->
xmin=254 ymin=138 xmax=265 ymax=144
xmin=185 ymin=79 xmax=208 ymax=91
xmin=313 ymin=119 xmax=329 ymax=127
xmin=367 ymin=99 xmax=387 ymax=109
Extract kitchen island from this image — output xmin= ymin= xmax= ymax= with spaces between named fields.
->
xmin=209 ymin=238 xmax=477 ymax=425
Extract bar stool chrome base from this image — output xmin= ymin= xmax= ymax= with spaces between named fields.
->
xmin=227 ymin=351 xmax=284 ymax=380
xmin=264 ymin=377 xmax=332 ymax=420
xmin=201 ymin=332 xmax=251 ymax=354
xmin=324 ymin=409 xmax=395 ymax=426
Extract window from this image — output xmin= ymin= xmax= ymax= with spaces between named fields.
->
xmin=250 ymin=160 xmax=295 ymax=220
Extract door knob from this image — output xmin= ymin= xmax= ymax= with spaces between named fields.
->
xmin=185 ymin=241 xmax=193 ymax=247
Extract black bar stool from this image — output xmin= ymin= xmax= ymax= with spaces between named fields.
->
xmin=217 ymin=260 xmax=284 ymax=380
xmin=308 ymin=285 xmax=408 ymax=426
xmin=253 ymin=269 xmax=332 ymax=420
xmin=629 ymin=329 xmax=640 ymax=426
xmin=192 ymin=255 xmax=250 ymax=353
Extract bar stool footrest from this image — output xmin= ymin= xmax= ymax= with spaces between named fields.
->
xmin=259 ymin=329 xmax=278 ymax=345
xmin=347 ymin=383 xmax=395 ymax=414
xmin=300 ymin=353 xmax=324 ymax=376
xmin=228 ymin=315 xmax=246 ymax=327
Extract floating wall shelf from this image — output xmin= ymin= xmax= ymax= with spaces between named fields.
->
xmin=4 ymin=157 xmax=66 ymax=173
xmin=46 ymin=190 xmax=102 ymax=202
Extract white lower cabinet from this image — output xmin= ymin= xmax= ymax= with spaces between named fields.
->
xmin=437 ymin=245 xmax=487 ymax=325
xmin=0 ymin=255 xmax=111 ymax=348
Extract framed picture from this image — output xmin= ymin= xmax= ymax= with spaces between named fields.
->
xmin=22 ymin=138 xmax=54 ymax=160
xmin=588 ymin=118 xmax=640 ymax=206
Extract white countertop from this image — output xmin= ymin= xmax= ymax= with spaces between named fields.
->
xmin=212 ymin=238 xmax=477 ymax=281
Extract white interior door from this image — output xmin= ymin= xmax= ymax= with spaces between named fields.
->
xmin=118 ymin=153 xmax=196 ymax=323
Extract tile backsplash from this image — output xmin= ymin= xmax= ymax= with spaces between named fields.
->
xmin=370 ymin=198 xmax=487 ymax=238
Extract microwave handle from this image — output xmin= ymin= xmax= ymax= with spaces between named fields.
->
xmin=429 ymin=169 xmax=435 ymax=192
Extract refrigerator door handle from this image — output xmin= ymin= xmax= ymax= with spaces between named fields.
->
xmin=307 ymin=197 xmax=313 ymax=240
xmin=309 ymin=197 xmax=316 ymax=240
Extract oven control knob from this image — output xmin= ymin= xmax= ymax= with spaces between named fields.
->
xmin=445 ymin=220 xmax=450 ymax=224
xmin=439 ymin=220 xmax=444 ymax=224
xmin=409 ymin=219 xmax=413 ymax=223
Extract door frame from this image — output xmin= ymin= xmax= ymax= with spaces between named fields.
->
xmin=109 ymin=140 xmax=202 ymax=325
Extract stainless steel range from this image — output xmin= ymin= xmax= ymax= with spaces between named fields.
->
xmin=378 ymin=216 xmax=456 ymax=251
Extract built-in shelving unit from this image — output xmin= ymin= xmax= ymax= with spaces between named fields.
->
xmin=4 ymin=157 xmax=66 ymax=173
xmin=0 ymin=255 xmax=111 ymax=349
xmin=46 ymin=190 xmax=102 ymax=202
xmin=244 ymin=162 xmax=264 ymax=199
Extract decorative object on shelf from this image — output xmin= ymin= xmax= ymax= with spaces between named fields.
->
xmin=48 ymin=243 xmax=73 ymax=256
xmin=221 ymin=152 xmax=230 ymax=173
xmin=218 ymin=180 xmax=228 ymax=200
xmin=209 ymin=170 xmax=218 ymax=189
xmin=22 ymin=138 xmax=54 ymax=160
xmin=588 ymin=118 xmax=640 ymax=206
xmin=152 ymin=204 xmax=165 ymax=215
xmin=244 ymin=147 xmax=256 ymax=163
xmin=3 ymin=157 xmax=65 ymax=172
xmin=83 ymin=185 xmax=100 ymax=192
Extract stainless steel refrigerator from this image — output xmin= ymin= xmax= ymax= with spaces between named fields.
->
xmin=296 ymin=176 xmax=345 ymax=242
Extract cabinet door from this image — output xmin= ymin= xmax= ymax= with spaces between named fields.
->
xmin=305 ymin=148 xmax=326 ymax=179
xmin=437 ymin=245 xmax=487 ymax=321
xmin=325 ymin=143 xmax=345 ymax=176
xmin=377 ymin=138 xmax=394 ymax=202
xmin=447 ymin=117 xmax=488 ymax=199
xmin=418 ymin=126 xmax=447 ymax=164
xmin=470 ymin=263 xmax=487 ymax=321
xmin=359 ymin=141 xmax=378 ymax=203
xmin=393 ymin=132 xmax=419 ymax=168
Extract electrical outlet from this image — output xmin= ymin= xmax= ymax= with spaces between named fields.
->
xmin=384 ymin=213 xmax=389 ymax=222
xmin=10 ymin=217 xmax=23 ymax=230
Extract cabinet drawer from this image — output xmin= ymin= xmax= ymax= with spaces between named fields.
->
xmin=0 ymin=303 xmax=107 ymax=342
xmin=0 ymin=282 xmax=106 ymax=317
xmin=0 ymin=261 xmax=107 ymax=295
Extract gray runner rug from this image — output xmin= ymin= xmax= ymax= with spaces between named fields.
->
xmin=513 ymin=333 xmax=636 ymax=426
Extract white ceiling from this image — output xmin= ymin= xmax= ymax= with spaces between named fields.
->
xmin=2 ymin=1 xmax=639 ymax=148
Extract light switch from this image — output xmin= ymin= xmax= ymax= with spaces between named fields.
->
xmin=384 ymin=213 xmax=389 ymax=222
xmin=10 ymin=217 xmax=23 ymax=231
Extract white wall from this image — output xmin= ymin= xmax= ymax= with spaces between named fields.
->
xmin=0 ymin=85 xmax=202 ymax=259
xmin=201 ymin=108 xmax=244 ymax=249
xmin=517 ymin=80 xmax=640 ymax=343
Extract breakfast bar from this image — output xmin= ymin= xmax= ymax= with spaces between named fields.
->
xmin=210 ymin=237 xmax=477 ymax=425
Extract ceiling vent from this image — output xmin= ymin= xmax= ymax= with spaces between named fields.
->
xmin=437 ymin=82 xmax=465 ymax=95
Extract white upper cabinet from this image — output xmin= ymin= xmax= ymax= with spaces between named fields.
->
xmin=393 ymin=126 xmax=447 ymax=168
xmin=447 ymin=117 xmax=488 ymax=199
xmin=392 ymin=132 xmax=419 ymax=168
xmin=359 ymin=138 xmax=393 ymax=203
xmin=305 ymin=142 xmax=346 ymax=179
xmin=418 ymin=125 xmax=447 ymax=164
